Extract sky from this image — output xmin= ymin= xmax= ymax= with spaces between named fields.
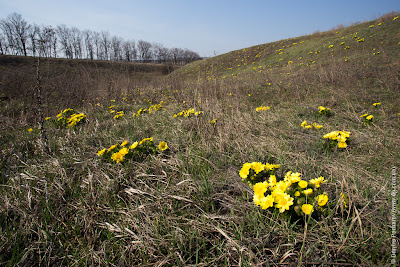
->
xmin=0 ymin=0 xmax=399 ymax=57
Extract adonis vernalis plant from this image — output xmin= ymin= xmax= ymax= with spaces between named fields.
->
xmin=323 ymin=130 xmax=351 ymax=149
xmin=132 ymin=102 xmax=164 ymax=118
xmin=97 ymin=137 xmax=168 ymax=163
xmin=318 ymin=106 xmax=332 ymax=117
xmin=55 ymin=108 xmax=87 ymax=128
xmin=301 ymin=120 xmax=323 ymax=129
xmin=239 ymin=162 xmax=281 ymax=186
xmin=240 ymin=163 xmax=329 ymax=218
xmin=113 ymin=110 xmax=125 ymax=120
xmin=173 ymin=108 xmax=203 ymax=118
xmin=360 ymin=113 xmax=374 ymax=124
xmin=256 ymin=105 xmax=270 ymax=112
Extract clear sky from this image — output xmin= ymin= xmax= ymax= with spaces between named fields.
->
xmin=0 ymin=0 xmax=399 ymax=57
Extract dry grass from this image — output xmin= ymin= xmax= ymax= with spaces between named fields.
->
xmin=1 ymin=12 xmax=400 ymax=266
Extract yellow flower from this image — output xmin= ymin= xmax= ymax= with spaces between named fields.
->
xmin=285 ymin=171 xmax=301 ymax=184
xmin=366 ymin=115 xmax=373 ymax=121
xmin=251 ymin=162 xmax=265 ymax=174
xmin=120 ymin=140 xmax=129 ymax=147
xmin=253 ymin=194 xmax=262 ymax=205
xmin=317 ymin=194 xmax=329 ymax=206
xmin=337 ymin=135 xmax=347 ymax=143
xmin=111 ymin=151 xmax=124 ymax=163
xmin=139 ymin=137 xmax=153 ymax=145
xmin=260 ymin=195 xmax=274 ymax=209
xmin=338 ymin=142 xmax=347 ymax=148
xmin=239 ymin=163 xmax=252 ymax=179
xmin=108 ymin=144 xmax=118 ymax=152
xmin=341 ymin=193 xmax=349 ymax=208
xmin=301 ymin=120 xmax=308 ymax=128
xmin=301 ymin=204 xmax=314 ymax=215
xmin=264 ymin=163 xmax=280 ymax=171
xmin=119 ymin=147 xmax=129 ymax=156
xmin=314 ymin=124 xmax=323 ymax=129
xmin=256 ymin=106 xmax=270 ymax=112
xmin=27 ymin=128 xmax=33 ymax=132
xmin=341 ymin=131 xmax=351 ymax=138
xmin=309 ymin=176 xmax=326 ymax=188
xmin=298 ymin=180 xmax=308 ymax=189
xmin=303 ymin=188 xmax=313 ymax=196
xmin=274 ymin=180 xmax=289 ymax=193
xmin=274 ymin=193 xmax=294 ymax=213
xmin=360 ymin=113 xmax=368 ymax=117
xmin=158 ymin=141 xmax=168 ymax=151
xmin=129 ymin=141 xmax=138 ymax=150
xmin=294 ymin=191 xmax=300 ymax=197
xmin=253 ymin=181 xmax=268 ymax=196
xmin=210 ymin=119 xmax=217 ymax=124
xmin=97 ymin=148 xmax=106 ymax=156
xmin=373 ymin=102 xmax=381 ymax=107
xmin=268 ymin=175 xmax=277 ymax=187
xmin=45 ymin=117 xmax=51 ymax=120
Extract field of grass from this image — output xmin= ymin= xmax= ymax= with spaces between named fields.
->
xmin=1 ymin=13 xmax=400 ymax=266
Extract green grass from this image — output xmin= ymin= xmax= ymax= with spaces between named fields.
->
xmin=1 ymin=12 xmax=400 ymax=266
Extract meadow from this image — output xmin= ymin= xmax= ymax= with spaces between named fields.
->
xmin=1 ymin=12 xmax=400 ymax=266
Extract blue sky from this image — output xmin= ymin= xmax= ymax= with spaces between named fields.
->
xmin=0 ymin=0 xmax=399 ymax=57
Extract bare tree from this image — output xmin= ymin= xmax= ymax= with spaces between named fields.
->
xmin=83 ymin=29 xmax=94 ymax=60
xmin=0 ymin=13 xmax=31 ymax=56
xmin=100 ymin=31 xmax=110 ymax=60
xmin=137 ymin=40 xmax=152 ymax=62
xmin=28 ymin=24 xmax=40 ymax=56
xmin=0 ymin=12 xmax=201 ymax=64
xmin=111 ymin=35 xmax=123 ymax=61
xmin=37 ymin=26 xmax=56 ymax=57
xmin=0 ymin=32 xmax=7 ymax=54
xmin=182 ymin=49 xmax=201 ymax=64
xmin=170 ymin=47 xmax=184 ymax=65
xmin=70 ymin=27 xmax=82 ymax=59
xmin=122 ymin=40 xmax=136 ymax=62
xmin=56 ymin=25 xmax=73 ymax=58
xmin=153 ymin=42 xmax=169 ymax=63
xmin=92 ymin=31 xmax=101 ymax=60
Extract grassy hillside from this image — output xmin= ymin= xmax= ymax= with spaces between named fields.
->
xmin=1 ymin=13 xmax=399 ymax=266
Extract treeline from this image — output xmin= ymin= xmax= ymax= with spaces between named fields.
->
xmin=0 ymin=12 xmax=202 ymax=65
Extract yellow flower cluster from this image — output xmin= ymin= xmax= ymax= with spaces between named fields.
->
xmin=251 ymin=170 xmax=328 ymax=215
xmin=360 ymin=113 xmax=373 ymax=124
xmin=114 ymin=111 xmax=124 ymax=120
xmin=323 ymin=130 xmax=351 ymax=149
xmin=67 ymin=113 xmax=87 ymax=127
xmin=132 ymin=103 xmax=164 ymax=118
xmin=98 ymin=137 xmax=168 ymax=163
xmin=256 ymin=106 xmax=270 ymax=112
xmin=55 ymin=108 xmax=86 ymax=128
xmin=239 ymin=162 xmax=280 ymax=186
xmin=318 ymin=106 xmax=331 ymax=116
xmin=372 ymin=102 xmax=381 ymax=107
xmin=109 ymin=105 xmax=116 ymax=113
xmin=301 ymin=120 xmax=323 ymax=129
xmin=173 ymin=108 xmax=203 ymax=118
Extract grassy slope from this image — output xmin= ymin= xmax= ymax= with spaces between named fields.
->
xmin=1 ymin=13 xmax=400 ymax=266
